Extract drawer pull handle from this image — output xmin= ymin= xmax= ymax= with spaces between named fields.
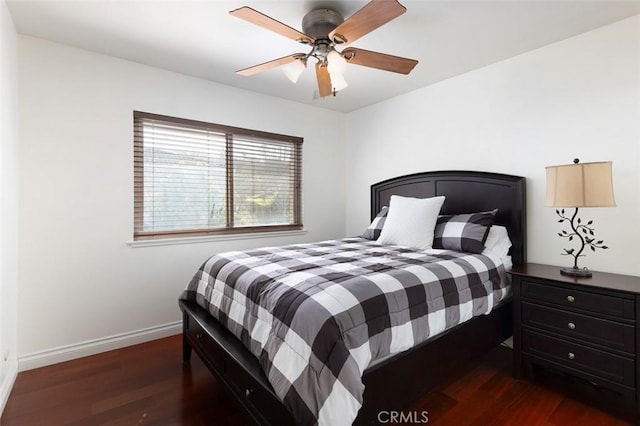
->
xmin=245 ymin=388 xmax=254 ymax=398
xmin=568 ymin=322 xmax=576 ymax=330
xmin=568 ymin=352 xmax=575 ymax=360
xmin=196 ymin=333 xmax=203 ymax=339
xmin=567 ymin=295 xmax=575 ymax=303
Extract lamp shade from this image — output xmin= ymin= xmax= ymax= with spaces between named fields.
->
xmin=545 ymin=160 xmax=616 ymax=207
xmin=330 ymin=74 xmax=348 ymax=92
xmin=327 ymin=50 xmax=347 ymax=76
xmin=282 ymin=59 xmax=306 ymax=83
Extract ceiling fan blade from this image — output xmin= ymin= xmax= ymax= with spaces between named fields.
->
xmin=236 ymin=54 xmax=306 ymax=76
xmin=343 ymin=47 xmax=418 ymax=74
xmin=230 ymin=6 xmax=314 ymax=44
xmin=329 ymin=0 xmax=406 ymax=46
xmin=315 ymin=63 xmax=333 ymax=98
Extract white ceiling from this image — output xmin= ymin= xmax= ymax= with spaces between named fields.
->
xmin=7 ymin=0 xmax=640 ymax=113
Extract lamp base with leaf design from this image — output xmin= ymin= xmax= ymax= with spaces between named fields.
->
xmin=555 ymin=207 xmax=607 ymax=279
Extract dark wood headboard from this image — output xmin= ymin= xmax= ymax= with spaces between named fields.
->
xmin=371 ymin=171 xmax=526 ymax=266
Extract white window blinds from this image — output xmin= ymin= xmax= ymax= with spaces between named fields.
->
xmin=134 ymin=112 xmax=302 ymax=239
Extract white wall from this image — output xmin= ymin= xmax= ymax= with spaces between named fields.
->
xmin=346 ymin=15 xmax=640 ymax=276
xmin=0 ymin=0 xmax=19 ymax=411
xmin=17 ymin=36 xmax=347 ymax=367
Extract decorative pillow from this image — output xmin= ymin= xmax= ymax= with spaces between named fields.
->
xmin=483 ymin=225 xmax=512 ymax=259
xmin=433 ymin=209 xmax=498 ymax=254
xmin=377 ymin=195 xmax=446 ymax=250
xmin=361 ymin=206 xmax=388 ymax=240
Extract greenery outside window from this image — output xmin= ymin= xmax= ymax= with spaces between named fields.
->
xmin=134 ymin=111 xmax=302 ymax=240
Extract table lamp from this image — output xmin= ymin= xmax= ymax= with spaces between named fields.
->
xmin=545 ymin=159 xmax=616 ymax=277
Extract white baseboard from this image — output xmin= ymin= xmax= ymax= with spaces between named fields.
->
xmin=18 ymin=321 xmax=182 ymax=372
xmin=0 ymin=360 xmax=18 ymax=415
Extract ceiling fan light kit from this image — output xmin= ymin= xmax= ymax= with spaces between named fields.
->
xmin=230 ymin=0 xmax=418 ymax=98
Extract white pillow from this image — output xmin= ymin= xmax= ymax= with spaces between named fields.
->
xmin=483 ymin=225 xmax=512 ymax=259
xmin=377 ymin=195 xmax=445 ymax=250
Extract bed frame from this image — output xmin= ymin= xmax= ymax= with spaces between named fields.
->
xmin=179 ymin=170 xmax=526 ymax=425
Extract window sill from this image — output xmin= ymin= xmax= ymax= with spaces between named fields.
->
xmin=127 ymin=229 xmax=308 ymax=248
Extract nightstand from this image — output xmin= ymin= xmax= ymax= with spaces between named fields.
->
xmin=509 ymin=263 xmax=640 ymax=416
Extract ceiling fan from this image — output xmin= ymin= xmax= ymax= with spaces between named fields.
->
xmin=230 ymin=0 xmax=419 ymax=98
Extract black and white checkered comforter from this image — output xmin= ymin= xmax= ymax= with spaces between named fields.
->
xmin=180 ymin=238 xmax=510 ymax=425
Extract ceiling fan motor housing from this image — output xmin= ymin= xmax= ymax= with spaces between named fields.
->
xmin=302 ymin=9 xmax=344 ymax=40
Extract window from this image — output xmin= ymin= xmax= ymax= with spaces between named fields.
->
xmin=133 ymin=111 xmax=302 ymax=240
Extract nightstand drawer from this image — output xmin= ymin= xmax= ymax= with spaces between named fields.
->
xmin=521 ymin=280 xmax=635 ymax=320
xmin=523 ymin=329 xmax=635 ymax=387
xmin=522 ymin=302 xmax=635 ymax=354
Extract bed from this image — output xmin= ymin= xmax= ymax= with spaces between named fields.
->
xmin=179 ymin=170 xmax=526 ymax=425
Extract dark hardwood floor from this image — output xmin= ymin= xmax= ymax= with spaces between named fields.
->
xmin=1 ymin=335 xmax=633 ymax=425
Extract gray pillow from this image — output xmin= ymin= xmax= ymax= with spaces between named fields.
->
xmin=433 ymin=209 xmax=497 ymax=254
xmin=360 ymin=206 xmax=388 ymax=240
